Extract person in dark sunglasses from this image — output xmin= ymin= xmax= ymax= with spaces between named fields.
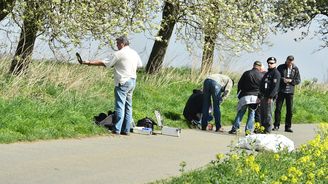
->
xmin=258 ymin=57 xmax=281 ymax=133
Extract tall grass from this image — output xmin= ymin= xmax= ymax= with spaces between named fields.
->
xmin=0 ymin=59 xmax=328 ymax=143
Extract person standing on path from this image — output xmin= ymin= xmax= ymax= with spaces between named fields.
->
xmin=201 ymin=73 xmax=233 ymax=132
xmin=273 ymin=55 xmax=301 ymax=133
xmin=82 ymin=36 xmax=142 ymax=135
xmin=259 ymin=57 xmax=281 ymax=133
xmin=229 ymin=61 xmax=264 ymax=135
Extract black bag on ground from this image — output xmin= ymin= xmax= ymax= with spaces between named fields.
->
xmin=136 ymin=117 xmax=157 ymax=129
xmin=94 ymin=110 xmax=116 ymax=130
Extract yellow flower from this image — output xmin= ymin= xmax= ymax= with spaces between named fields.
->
xmin=308 ymin=173 xmax=315 ymax=180
xmin=317 ymin=169 xmax=325 ymax=177
xmin=231 ymin=154 xmax=239 ymax=160
xmin=280 ymin=175 xmax=288 ymax=181
xmin=298 ymin=155 xmax=310 ymax=163
xmin=291 ymin=177 xmax=298 ymax=184
xmin=314 ymin=150 xmax=321 ymax=157
xmin=216 ymin=153 xmax=224 ymax=160
xmin=274 ymin=154 xmax=280 ymax=161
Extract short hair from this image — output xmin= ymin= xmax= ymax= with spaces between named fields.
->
xmin=267 ymin=57 xmax=277 ymax=63
xmin=116 ymin=36 xmax=129 ymax=46
xmin=253 ymin=61 xmax=262 ymax=67
xmin=286 ymin=55 xmax=294 ymax=61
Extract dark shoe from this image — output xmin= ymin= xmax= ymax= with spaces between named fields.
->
xmin=272 ymin=126 xmax=279 ymax=131
xmin=228 ymin=129 xmax=237 ymax=134
xmin=110 ymin=130 xmax=120 ymax=135
xmin=285 ymin=128 xmax=293 ymax=133
xmin=215 ymin=127 xmax=224 ymax=132
xmin=120 ymin=132 xmax=130 ymax=136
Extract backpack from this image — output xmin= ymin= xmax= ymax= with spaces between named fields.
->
xmin=94 ymin=110 xmax=116 ymax=130
xmin=136 ymin=117 xmax=157 ymax=130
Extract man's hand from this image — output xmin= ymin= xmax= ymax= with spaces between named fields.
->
xmin=283 ymin=78 xmax=292 ymax=83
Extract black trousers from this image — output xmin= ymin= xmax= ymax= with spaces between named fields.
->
xmin=274 ymin=92 xmax=294 ymax=129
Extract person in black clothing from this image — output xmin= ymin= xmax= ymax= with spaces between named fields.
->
xmin=273 ymin=55 xmax=301 ymax=133
xmin=229 ymin=61 xmax=264 ymax=135
xmin=183 ymin=89 xmax=213 ymax=128
xmin=259 ymin=57 xmax=281 ymax=133
xmin=183 ymin=89 xmax=204 ymax=126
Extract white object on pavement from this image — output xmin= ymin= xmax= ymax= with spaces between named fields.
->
xmin=236 ymin=134 xmax=295 ymax=152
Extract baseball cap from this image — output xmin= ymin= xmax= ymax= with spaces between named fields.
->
xmin=253 ymin=61 xmax=262 ymax=66
xmin=286 ymin=55 xmax=294 ymax=61
xmin=267 ymin=57 xmax=277 ymax=63
xmin=116 ymin=36 xmax=129 ymax=45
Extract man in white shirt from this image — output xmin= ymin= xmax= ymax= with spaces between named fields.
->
xmin=201 ymin=73 xmax=233 ymax=132
xmin=83 ymin=36 xmax=142 ymax=135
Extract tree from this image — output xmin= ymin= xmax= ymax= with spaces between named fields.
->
xmin=6 ymin=0 xmax=160 ymax=74
xmin=194 ymin=0 xmax=275 ymax=74
xmin=146 ymin=0 xmax=274 ymax=74
xmin=274 ymin=0 xmax=328 ymax=49
xmin=0 ymin=0 xmax=15 ymax=21
xmin=146 ymin=0 xmax=179 ymax=74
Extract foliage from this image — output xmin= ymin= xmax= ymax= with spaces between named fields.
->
xmin=3 ymin=0 xmax=161 ymax=57
xmin=153 ymin=124 xmax=328 ymax=184
xmin=274 ymin=0 xmax=328 ymax=49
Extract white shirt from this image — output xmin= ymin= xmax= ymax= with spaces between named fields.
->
xmin=206 ymin=73 xmax=233 ymax=100
xmin=103 ymin=46 xmax=142 ymax=86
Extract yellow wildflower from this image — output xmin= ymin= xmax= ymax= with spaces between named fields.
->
xmin=291 ymin=177 xmax=298 ymax=184
xmin=274 ymin=154 xmax=280 ymax=161
xmin=307 ymin=173 xmax=315 ymax=180
xmin=216 ymin=153 xmax=224 ymax=160
xmin=280 ymin=175 xmax=288 ymax=181
xmin=231 ymin=154 xmax=239 ymax=160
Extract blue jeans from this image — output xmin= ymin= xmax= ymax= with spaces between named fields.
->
xmin=232 ymin=104 xmax=255 ymax=132
xmin=113 ymin=78 xmax=136 ymax=134
xmin=201 ymin=79 xmax=222 ymax=130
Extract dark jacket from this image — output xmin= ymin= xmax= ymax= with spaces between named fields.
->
xmin=259 ymin=67 xmax=281 ymax=98
xmin=183 ymin=89 xmax=203 ymax=121
xmin=277 ymin=63 xmax=301 ymax=94
xmin=238 ymin=68 xmax=264 ymax=98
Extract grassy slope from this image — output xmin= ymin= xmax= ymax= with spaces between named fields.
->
xmin=0 ymin=61 xmax=327 ymax=143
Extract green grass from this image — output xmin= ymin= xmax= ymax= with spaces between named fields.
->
xmin=0 ymin=60 xmax=328 ymax=143
xmin=153 ymin=124 xmax=328 ymax=184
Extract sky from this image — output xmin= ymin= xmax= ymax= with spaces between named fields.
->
xmin=1 ymin=21 xmax=327 ymax=83
xmin=126 ymin=28 xmax=328 ymax=83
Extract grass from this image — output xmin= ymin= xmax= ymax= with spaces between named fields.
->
xmin=152 ymin=124 xmax=328 ymax=184
xmin=0 ymin=59 xmax=328 ymax=143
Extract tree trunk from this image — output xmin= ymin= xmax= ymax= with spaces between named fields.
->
xmin=146 ymin=1 xmax=178 ymax=74
xmin=0 ymin=0 xmax=15 ymax=21
xmin=201 ymin=34 xmax=216 ymax=75
xmin=10 ymin=3 xmax=38 ymax=75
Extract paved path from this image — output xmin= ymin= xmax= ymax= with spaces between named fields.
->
xmin=0 ymin=124 xmax=318 ymax=184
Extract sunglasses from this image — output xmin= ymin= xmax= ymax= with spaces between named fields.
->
xmin=268 ymin=62 xmax=275 ymax=65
